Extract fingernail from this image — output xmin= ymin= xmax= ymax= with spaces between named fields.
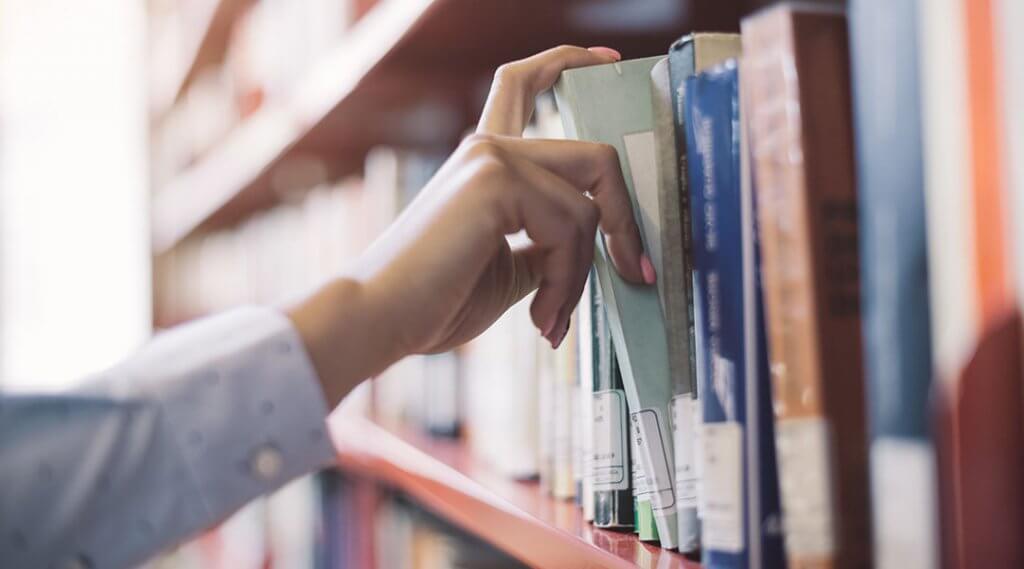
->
xmin=552 ymin=318 xmax=571 ymax=349
xmin=587 ymin=46 xmax=622 ymax=61
xmin=541 ymin=314 xmax=557 ymax=338
xmin=640 ymin=254 xmax=657 ymax=285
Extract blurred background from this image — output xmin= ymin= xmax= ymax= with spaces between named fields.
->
xmin=0 ymin=0 xmax=788 ymax=567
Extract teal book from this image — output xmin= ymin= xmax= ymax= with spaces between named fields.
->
xmin=555 ymin=56 xmax=678 ymax=549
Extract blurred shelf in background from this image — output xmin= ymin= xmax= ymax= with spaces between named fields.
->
xmin=149 ymin=0 xmax=748 ymax=252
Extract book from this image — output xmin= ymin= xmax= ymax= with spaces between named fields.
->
xmin=919 ymin=0 xmax=1024 ymax=565
xmin=553 ymin=318 xmax=579 ymax=500
xmin=554 ymin=56 xmax=679 ymax=549
xmin=847 ymin=1 xmax=940 ymax=567
xmin=666 ymin=31 xmax=742 ymax=554
xmin=577 ymin=277 xmax=596 ymax=521
xmin=741 ymin=4 xmax=872 ymax=568
xmin=590 ymin=279 xmax=635 ymax=529
xmin=463 ymin=296 xmax=539 ymax=479
xmin=684 ymin=61 xmax=785 ymax=569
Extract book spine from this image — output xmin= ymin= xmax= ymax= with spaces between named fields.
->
xmin=847 ymin=1 xmax=939 ymax=568
xmin=651 ymin=56 xmax=701 ymax=554
xmin=591 ymin=284 xmax=635 ymax=528
xmin=919 ymin=0 xmax=1024 ymax=565
xmin=742 ymin=6 xmax=871 ymax=569
xmin=684 ymin=63 xmax=749 ymax=569
xmin=553 ymin=319 xmax=578 ymax=500
xmin=578 ymin=276 xmax=596 ymax=521
xmin=740 ymin=57 xmax=788 ymax=569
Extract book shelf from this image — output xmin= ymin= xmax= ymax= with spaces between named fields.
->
xmin=150 ymin=0 xmax=746 ymax=252
xmin=329 ymin=411 xmax=702 ymax=569
xmin=149 ymin=0 xmax=763 ymax=565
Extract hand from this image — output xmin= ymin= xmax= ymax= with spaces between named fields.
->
xmin=290 ymin=45 xmax=652 ymax=407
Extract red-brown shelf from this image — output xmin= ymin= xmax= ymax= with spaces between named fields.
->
xmin=328 ymin=412 xmax=702 ymax=569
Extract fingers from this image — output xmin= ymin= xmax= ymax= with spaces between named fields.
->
xmin=477 ymin=45 xmax=621 ymax=137
xmin=461 ymin=137 xmax=598 ymax=346
xmin=471 ymin=135 xmax=648 ymax=284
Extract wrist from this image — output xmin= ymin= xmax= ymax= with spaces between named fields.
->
xmin=287 ymin=277 xmax=406 ymax=408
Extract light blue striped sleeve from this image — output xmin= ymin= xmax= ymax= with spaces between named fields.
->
xmin=0 ymin=307 xmax=336 ymax=569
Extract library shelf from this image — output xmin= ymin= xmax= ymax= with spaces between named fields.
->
xmin=150 ymin=0 xmax=745 ymax=252
xmin=328 ymin=411 xmax=702 ymax=569
xmin=151 ymin=0 xmax=253 ymax=117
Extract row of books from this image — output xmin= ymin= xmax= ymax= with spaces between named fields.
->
xmin=317 ymin=473 xmax=529 ymax=569
xmin=511 ymin=1 xmax=1024 ymax=568
xmin=148 ymin=0 xmax=381 ymax=187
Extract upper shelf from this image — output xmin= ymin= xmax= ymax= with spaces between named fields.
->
xmin=328 ymin=411 xmax=702 ymax=569
xmin=151 ymin=0 xmax=747 ymax=252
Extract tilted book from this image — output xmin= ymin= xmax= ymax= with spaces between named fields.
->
xmin=666 ymin=31 xmax=742 ymax=554
xmin=848 ymin=1 xmax=939 ymax=567
xmin=742 ymin=4 xmax=871 ymax=568
xmin=554 ymin=56 xmax=679 ymax=549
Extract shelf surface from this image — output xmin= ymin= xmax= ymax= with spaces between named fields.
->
xmin=151 ymin=0 xmax=746 ymax=251
xmin=328 ymin=412 xmax=702 ymax=569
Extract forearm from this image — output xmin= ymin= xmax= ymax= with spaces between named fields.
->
xmin=286 ymin=277 xmax=408 ymax=409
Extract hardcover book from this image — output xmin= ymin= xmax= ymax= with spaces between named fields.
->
xmin=684 ymin=61 xmax=785 ymax=569
xmin=919 ymin=0 xmax=1024 ymax=565
xmin=666 ymin=32 xmax=741 ymax=553
xmin=848 ymin=1 xmax=939 ymax=567
xmin=590 ymin=281 xmax=635 ymax=529
xmin=554 ymin=56 xmax=679 ymax=549
xmin=742 ymin=4 xmax=871 ymax=568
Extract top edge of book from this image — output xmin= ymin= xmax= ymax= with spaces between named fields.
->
xmin=669 ymin=32 xmax=741 ymax=52
xmin=745 ymin=0 xmax=846 ymax=20
xmin=559 ymin=55 xmax=665 ymax=81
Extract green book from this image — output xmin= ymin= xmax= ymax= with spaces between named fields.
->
xmin=555 ymin=56 xmax=678 ymax=549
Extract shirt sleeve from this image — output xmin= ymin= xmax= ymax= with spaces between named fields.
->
xmin=0 ymin=307 xmax=337 ymax=569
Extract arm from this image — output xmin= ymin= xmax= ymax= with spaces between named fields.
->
xmin=0 ymin=45 xmax=650 ymax=569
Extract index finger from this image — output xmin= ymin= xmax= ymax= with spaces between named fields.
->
xmin=480 ymin=135 xmax=647 ymax=284
xmin=477 ymin=45 xmax=621 ymax=137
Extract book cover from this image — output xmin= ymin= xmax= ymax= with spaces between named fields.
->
xmin=554 ymin=56 xmax=679 ymax=549
xmin=666 ymin=33 xmax=741 ymax=554
xmin=919 ymin=0 xmax=1024 ymax=565
xmin=742 ymin=4 xmax=872 ymax=568
xmin=684 ymin=61 xmax=785 ymax=569
xmin=847 ymin=1 xmax=939 ymax=567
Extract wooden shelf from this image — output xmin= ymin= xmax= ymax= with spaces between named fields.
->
xmin=152 ymin=0 xmax=253 ymax=117
xmin=151 ymin=0 xmax=748 ymax=252
xmin=328 ymin=412 xmax=702 ymax=569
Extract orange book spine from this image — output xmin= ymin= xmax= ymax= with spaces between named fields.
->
xmin=742 ymin=5 xmax=870 ymax=569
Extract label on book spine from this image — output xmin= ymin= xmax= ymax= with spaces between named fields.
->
xmin=775 ymin=417 xmax=837 ymax=557
xmin=592 ymin=389 xmax=629 ymax=491
xmin=671 ymin=394 xmax=699 ymax=507
xmin=631 ymin=409 xmax=676 ymax=511
xmin=702 ymin=421 xmax=744 ymax=552
xmin=872 ymin=438 xmax=938 ymax=569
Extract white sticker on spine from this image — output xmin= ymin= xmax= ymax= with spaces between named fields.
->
xmin=631 ymin=409 xmax=676 ymax=511
xmin=872 ymin=438 xmax=939 ymax=569
xmin=672 ymin=395 xmax=700 ymax=507
xmin=775 ymin=417 xmax=837 ymax=557
xmin=591 ymin=389 xmax=629 ymax=491
xmin=702 ymin=421 xmax=744 ymax=552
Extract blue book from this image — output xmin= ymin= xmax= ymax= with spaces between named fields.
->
xmin=684 ymin=62 xmax=785 ymax=569
xmin=849 ymin=1 xmax=939 ymax=567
